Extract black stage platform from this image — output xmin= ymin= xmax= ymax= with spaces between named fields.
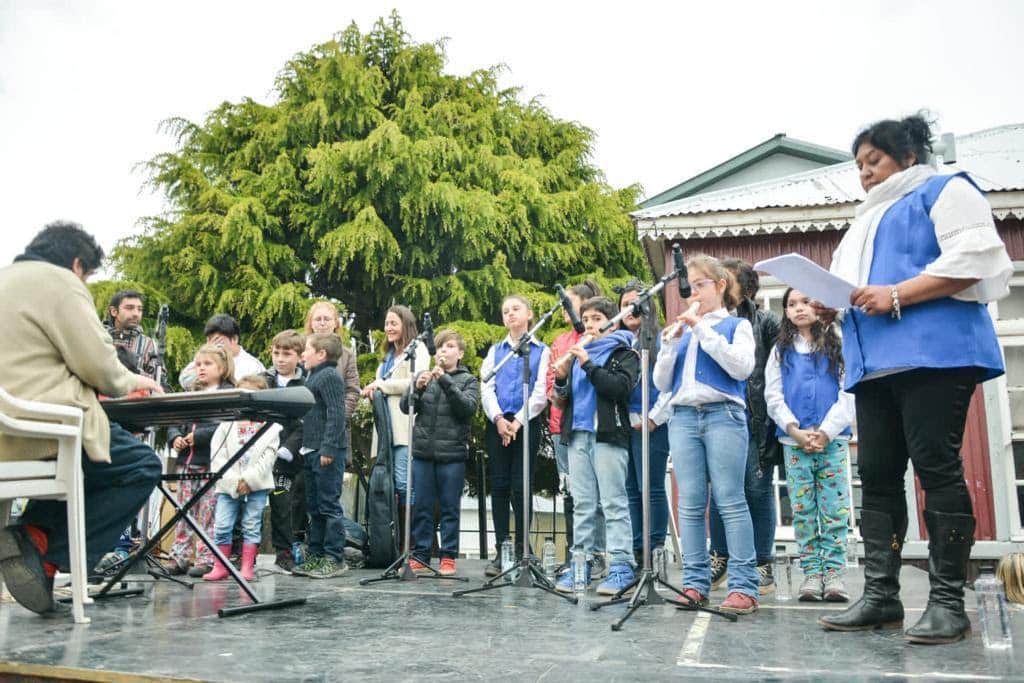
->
xmin=1 ymin=559 xmax=1022 ymax=681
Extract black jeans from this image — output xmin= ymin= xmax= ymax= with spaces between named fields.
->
xmin=855 ymin=367 xmax=978 ymax=524
xmin=19 ymin=422 xmax=162 ymax=570
xmin=486 ymin=417 xmax=540 ymax=554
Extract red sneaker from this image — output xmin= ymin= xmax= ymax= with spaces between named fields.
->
xmin=439 ymin=558 xmax=457 ymax=576
xmin=719 ymin=591 xmax=758 ymax=614
xmin=670 ymin=587 xmax=708 ymax=610
xmin=408 ymin=558 xmax=431 ymax=575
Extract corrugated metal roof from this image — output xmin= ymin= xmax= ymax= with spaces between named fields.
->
xmin=633 ymin=123 xmax=1024 ymax=221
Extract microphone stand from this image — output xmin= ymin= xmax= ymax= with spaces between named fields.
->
xmin=454 ymin=300 xmax=574 ymax=602
xmin=589 ymin=278 xmax=737 ymax=628
xmin=361 ymin=332 xmax=468 ymax=585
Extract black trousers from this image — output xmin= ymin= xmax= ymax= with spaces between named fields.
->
xmin=855 ymin=367 xmax=978 ymax=525
xmin=269 ymin=468 xmax=308 ymax=551
xmin=486 ymin=417 xmax=540 ymax=554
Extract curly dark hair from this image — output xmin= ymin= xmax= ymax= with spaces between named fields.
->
xmin=24 ymin=221 xmax=104 ymax=271
xmin=852 ymin=112 xmax=934 ymax=167
xmin=774 ymin=287 xmax=844 ymax=380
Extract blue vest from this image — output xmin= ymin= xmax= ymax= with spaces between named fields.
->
xmin=629 ymin=334 xmax=662 ymax=414
xmin=776 ymin=349 xmax=852 ymax=438
xmin=841 ymin=173 xmax=1005 ymax=391
xmin=493 ymin=338 xmax=546 ymax=415
xmin=671 ymin=316 xmax=746 ymax=401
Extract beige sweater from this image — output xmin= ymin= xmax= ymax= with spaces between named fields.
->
xmin=370 ymin=343 xmax=431 ymax=451
xmin=0 ymin=261 xmax=138 ymax=462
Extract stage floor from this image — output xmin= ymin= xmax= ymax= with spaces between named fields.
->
xmin=1 ymin=558 xmax=1022 ymax=681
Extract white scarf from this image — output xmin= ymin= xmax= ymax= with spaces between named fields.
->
xmin=830 ymin=165 xmax=936 ymax=286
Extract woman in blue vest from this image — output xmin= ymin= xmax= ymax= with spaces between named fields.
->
xmin=765 ymin=287 xmax=854 ymax=602
xmin=654 ymin=255 xmax=759 ymax=614
xmin=480 ymin=294 xmax=551 ymax=575
xmin=818 ymin=114 xmax=1012 ymax=644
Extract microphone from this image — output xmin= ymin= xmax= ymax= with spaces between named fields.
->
xmin=556 ymin=284 xmax=585 ymax=334
xmin=344 ymin=312 xmax=356 ymax=331
xmin=673 ymin=244 xmax=691 ymax=298
xmin=421 ymin=312 xmax=436 ymax=355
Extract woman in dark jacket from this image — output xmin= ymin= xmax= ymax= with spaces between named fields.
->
xmin=400 ymin=329 xmax=480 ymax=576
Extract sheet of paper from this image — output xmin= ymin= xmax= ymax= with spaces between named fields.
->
xmin=753 ymin=253 xmax=856 ymax=309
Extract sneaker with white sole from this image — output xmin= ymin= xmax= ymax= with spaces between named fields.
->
xmin=590 ymin=554 xmax=608 ymax=580
xmin=709 ymin=551 xmax=728 ymax=590
xmin=798 ymin=573 xmax=823 ymax=601
xmin=822 ymin=569 xmax=849 ymax=602
xmin=757 ymin=562 xmax=776 ymax=595
xmin=596 ymin=563 xmax=636 ymax=596
xmin=308 ymin=557 xmax=349 ymax=579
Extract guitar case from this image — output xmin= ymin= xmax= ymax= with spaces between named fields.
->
xmin=364 ymin=391 xmax=399 ymax=568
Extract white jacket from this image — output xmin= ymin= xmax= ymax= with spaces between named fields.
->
xmin=210 ymin=420 xmax=281 ymax=497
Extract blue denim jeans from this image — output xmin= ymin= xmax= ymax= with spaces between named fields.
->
xmin=303 ymin=450 xmax=346 ymax=561
xmin=567 ymin=431 xmax=633 ymax=568
xmin=411 ymin=459 xmax=466 ymax=563
xmin=669 ymin=403 xmax=758 ymax=598
xmin=708 ymin=434 xmax=777 ymax=564
xmin=554 ymin=434 xmax=605 ymax=554
xmin=20 ymin=423 xmax=162 ymax=570
xmin=213 ymin=490 xmax=269 ymax=545
xmin=785 ymin=440 xmax=850 ymax=574
xmin=626 ymin=424 xmax=670 ymax=552
xmin=393 ymin=445 xmax=411 ymax=506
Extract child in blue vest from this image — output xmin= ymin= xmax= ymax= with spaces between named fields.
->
xmin=765 ymin=287 xmax=855 ymax=602
xmin=552 ymin=296 xmax=639 ymax=594
xmin=653 ymin=255 xmax=758 ymax=614
xmin=480 ymin=294 xmax=551 ymax=575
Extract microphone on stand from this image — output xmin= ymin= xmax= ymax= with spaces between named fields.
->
xmin=673 ymin=244 xmax=691 ymax=298
xmin=421 ymin=312 xmax=436 ymax=355
xmin=556 ymin=284 xmax=585 ymax=334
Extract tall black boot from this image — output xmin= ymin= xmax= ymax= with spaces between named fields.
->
xmin=820 ymin=509 xmax=906 ymax=631
xmin=905 ymin=510 xmax=974 ymax=644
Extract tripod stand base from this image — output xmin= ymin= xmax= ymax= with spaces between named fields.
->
xmin=359 ymin=553 xmax=470 ymax=585
xmin=452 ymin=558 xmax=576 ymax=602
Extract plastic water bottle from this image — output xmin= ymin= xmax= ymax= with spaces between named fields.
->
xmin=653 ymin=546 xmax=668 ymax=581
xmin=291 ymin=541 xmax=305 ymax=566
xmin=500 ymin=539 xmax=515 ymax=581
xmin=542 ymin=538 xmax=557 ymax=579
xmin=774 ymin=547 xmax=792 ymax=601
xmin=572 ymin=550 xmax=587 ymax=597
xmin=845 ymin=534 xmax=859 ymax=568
xmin=975 ymin=568 xmax=1013 ymax=649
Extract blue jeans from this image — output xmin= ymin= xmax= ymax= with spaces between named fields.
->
xmin=669 ymin=403 xmax=758 ymax=598
xmin=20 ymin=423 xmax=161 ymax=570
xmin=303 ymin=450 xmax=346 ymax=561
xmin=554 ymin=434 xmax=605 ymax=554
xmin=708 ymin=434 xmax=777 ymax=564
xmin=567 ymin=431 xmax=633 ymax=568
xmin=411 ymin=459 xmax=465 ymax=563
xmin=626 ymin=424 xmax=670 ymax=552
xmin=213 ymin=490 xmax=269 ymax=545
xmin=393 ymin=445 xmax=411 ymax=506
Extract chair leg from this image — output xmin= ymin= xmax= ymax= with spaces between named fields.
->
xmin=0 ymin=499 xmax=9 ymax=599
xmin=65 ymin=476 xmax=91 ymax=623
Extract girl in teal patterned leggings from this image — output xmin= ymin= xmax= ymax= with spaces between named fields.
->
xmin=764 ymin=288 xmax=855 ymax=602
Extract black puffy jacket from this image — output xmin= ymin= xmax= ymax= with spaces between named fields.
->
xmin=400 ymin=366 xmax=480 ymax=463
xmin=553 ymin=345 xmax=640 ymax=450
xmin=736 ymin=298 xmax=782 ymax=471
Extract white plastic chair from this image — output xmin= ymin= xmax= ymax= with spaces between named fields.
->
xmin=0 ymin=386 xmax=90 ymax=623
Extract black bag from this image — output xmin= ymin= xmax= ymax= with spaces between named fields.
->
xmin=364 ymin=391 xmax=399 ymax=568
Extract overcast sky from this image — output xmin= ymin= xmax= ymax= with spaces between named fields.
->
xmin=1 ymin=0 xmax=1022 ymax=269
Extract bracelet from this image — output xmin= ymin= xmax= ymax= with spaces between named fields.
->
xmin=890 ymin=286 xmax=901 ymax=320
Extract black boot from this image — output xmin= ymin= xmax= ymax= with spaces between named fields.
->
xmin=905 ymin=510 xmax=974 ymax=644
xmin=819 ymin=509 xmax=905 ymax=631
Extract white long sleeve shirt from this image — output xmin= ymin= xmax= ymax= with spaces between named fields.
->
xmin=653 ymin=308 xmax=755 ymax=408
xmin=763 ymin=336 xmax=855 ymax=444
xmin=480 ymin=335 xmax=551 ymax=424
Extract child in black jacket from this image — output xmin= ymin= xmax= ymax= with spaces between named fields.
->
xmin=552 ymin=297 xmax=639 ymax=596
xmin=400 ymin=329 xmax=480 ymax=576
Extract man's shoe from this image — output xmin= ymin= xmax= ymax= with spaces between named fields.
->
xmin=291 ymin=556 xmax=323 ymax=577
xmin=308 ymin=557 xmax=349 ymax=579
xmin=757 ymin=561 xmax=776 ymax=595
xmin=799 ymin=573 xmax=823 ymax=601
xmin=274 ymin=550 xmax=295 ymax=574
xmin=0 ymin=526 xmax=55 ymax=615
xmin=484 ymin=554 xmax=502 ymax=577
xmin=596 ymin=563 xmax=636 ymax=596
xmin=408 ymin=558 xmax=431 ymax=576
xmin=439 ymin=558 xmax=457 ymax=576
xmin=590 ymin=554 xmax=608 ymax=580
xmin=670 ymin=587 xmax=709 ymax=609
xmin=161 ymin=557 xmax=188 ymax=576
xmin=93 ymin=549 xmax=130 ymax=576
xmin=823 ymin=569 xmax=850 ymax=602
xmin=187 ymin=563 xmax=213 ymax=578
xmin=709 ymin=551 xmax=728 ymax=590
xmin=720 ymin=591 xmax=759 ymax=614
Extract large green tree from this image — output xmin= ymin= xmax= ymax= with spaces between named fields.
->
xmin=114 ymin=12 xmax=645 ymax=370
